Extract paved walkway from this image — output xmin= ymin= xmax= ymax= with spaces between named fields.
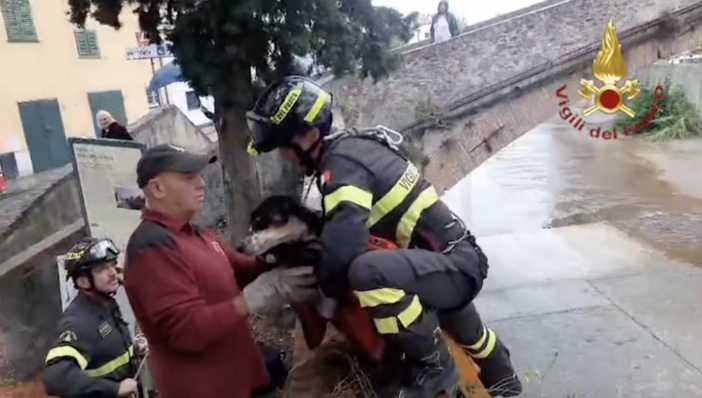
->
xmin=476 ymin=223 xmax=702 ymax=397
xmin=444 ymin=119 xmax=702 ymax=397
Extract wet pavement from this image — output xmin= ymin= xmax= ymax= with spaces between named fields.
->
xmin=442 ymin=114 xmax=702 ymax=397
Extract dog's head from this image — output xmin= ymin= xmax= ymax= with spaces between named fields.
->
xmin=238 ymin=195 xmax=323 ymax=260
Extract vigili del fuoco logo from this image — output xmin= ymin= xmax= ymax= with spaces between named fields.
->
xmin=555 ymin=20 xmax=665 ymax=139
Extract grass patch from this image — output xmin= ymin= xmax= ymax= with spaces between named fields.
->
xmin=615 ymin=75 xmax=702 ymax=141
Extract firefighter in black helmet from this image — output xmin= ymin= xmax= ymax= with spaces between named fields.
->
xmin=44 ymin=238 xmax=142 ymax=398
xmin=246 ymin=76 xmax=522 ymax=397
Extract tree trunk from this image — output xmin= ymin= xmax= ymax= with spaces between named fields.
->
xmin=218 ymin=107 xmax=261 ymax=244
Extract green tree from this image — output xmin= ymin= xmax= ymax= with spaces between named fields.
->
xmin=67 ymin=0 xmax=417 ymax=242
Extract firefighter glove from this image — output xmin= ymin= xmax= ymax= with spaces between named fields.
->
xmin=243 ymin=266 xmax=320 ymax=313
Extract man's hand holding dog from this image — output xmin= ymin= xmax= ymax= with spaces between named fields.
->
xmin=277 ymin=266 xmax=319 ymax=301
xmin=242 ymin=266 xmax=320 ymax=313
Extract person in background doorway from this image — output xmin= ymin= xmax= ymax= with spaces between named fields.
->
xmin=97 ymin=110 xmax=133 ymax=141
xmin=430 ymin=1 xmax=460 ymax=43
xmin=44 ymin=238 xmax=142 ymax=398
xmin=123 ymin=144 xmax=320 ymax=398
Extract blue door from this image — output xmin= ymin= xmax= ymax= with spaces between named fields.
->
xmin=87 ymin=90 xmax=128 ymax=137
xmin=18 ymin=99 xmax=71 ymax=174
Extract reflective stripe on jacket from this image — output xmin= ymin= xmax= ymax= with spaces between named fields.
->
xmin=317 ymin=133 xmax=459 ymax=298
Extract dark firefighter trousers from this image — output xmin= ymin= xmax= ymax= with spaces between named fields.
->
xmin=349 ymin=239 xmax=514 ymax=394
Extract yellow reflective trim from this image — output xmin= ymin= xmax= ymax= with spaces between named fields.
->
xmin=374 ymin=317 xmax=399 ymax=334
xmin=304 ymin=91 xmax=327 ymax=122
xmin=324 ymin=185 xmax=373 ymax=214
xmin=396 ymin=186 xmax=439 ymax=248
xmin=65 ymin=251 xmax=84 ymax=260
xmin=471 ymin=329 xmax=497 ymax=359
xmin=368 ymin=296 xmax=422 ymax=334
xmin=466 ymin=325 xmax=487 ymax=350
xmin=397 ymin=295 xmax=422 ymax=328
xmin=271 ymin=88 xmax=301 ymax=124
xmin=247 ymin=141 xmax=259 ymax=154
xmin=45 ymin=346 xmax=88 ymax=370
xmin=354 ymin=288 xmax=405 ymax=308
xmin=85 ymin=345 xmax=134 ymax=377
xmin=367 ymin=162 xmax=420 ymax=227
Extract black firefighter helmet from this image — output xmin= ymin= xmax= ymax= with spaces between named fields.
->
xmin=64 ymin=238 xmax=120 ymax=282
xmin=246 ymin=76 xmax=333 ymax=154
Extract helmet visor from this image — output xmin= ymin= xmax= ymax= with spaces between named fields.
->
xmin=66 ymin=239 xmax=119 ymax=264
xmin=246 ymin=112 xmax=277 ymax=154
xmin=89 ymin=239 xmax=119 ymax=261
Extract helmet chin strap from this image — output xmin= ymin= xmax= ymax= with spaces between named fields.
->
xmin=293 ymin=138 xmax=322 ymax=177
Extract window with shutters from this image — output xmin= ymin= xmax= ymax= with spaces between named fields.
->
xmin=1 ymin=0 xmax=38 ymax=42
xmin=74 ymin=29 xmax=100 ymax=57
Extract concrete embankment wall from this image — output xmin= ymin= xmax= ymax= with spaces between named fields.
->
xmin=0 ymin=222 xmax=84 ymax=383
xmin=0 ymin=166 xmax=78 ymax=262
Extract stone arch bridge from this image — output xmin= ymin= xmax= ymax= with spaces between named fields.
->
xmin=328 ymin=0 xmax=702 ymax=191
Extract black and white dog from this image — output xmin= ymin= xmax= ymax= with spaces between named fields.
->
xmin=239 ymin=195 xmax=343 ymax=320
xmin=239 ymin=195 xmax=325 ymax=268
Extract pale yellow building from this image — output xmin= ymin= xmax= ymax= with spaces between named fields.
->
xmin=0 ymin=0 xmax=155 ymax=177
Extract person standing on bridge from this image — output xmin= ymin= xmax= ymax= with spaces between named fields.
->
xmin=122 ymin=144 xmax=320 ymax=398
xmin=245 ymin=76 xmax=522 ymax=397
xmin=431 ymin=1 xmax=460 ymax=43
xmin=44 ymin=238 xmax=142 ymax=398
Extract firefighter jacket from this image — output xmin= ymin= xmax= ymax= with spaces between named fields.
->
xmin=44 ymin=291 xmax=137 ymax=398
xmin=316 ymin=131 xmax=465 ymax=299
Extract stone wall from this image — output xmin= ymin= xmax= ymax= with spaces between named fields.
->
xmin=0 ymin=166 xmax=78 ymax=261
xmin=328 ymin=0 xmax=702 ymax=191
xmin=0 ymin=222 xmax=85 ymax=383
xmin=331 ymin=0 xmax=660 ymax=130
xmin=416 ymin=6 xmax=702 ymax=191
xmin=397 ymin=0 xmax=574 ymax=54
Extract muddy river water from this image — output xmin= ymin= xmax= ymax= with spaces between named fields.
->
xmin=443 ymin=114 xmax=702 ymax=266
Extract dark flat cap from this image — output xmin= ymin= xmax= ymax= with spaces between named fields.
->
xmin=136 ymin=144 xmax=217 ymax=188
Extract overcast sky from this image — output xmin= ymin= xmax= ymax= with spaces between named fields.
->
xmin=372 ymin=0 xmax=546 ymax=24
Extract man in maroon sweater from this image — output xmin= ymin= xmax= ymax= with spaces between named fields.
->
xmin=123 ymin=144 xmax=318 ymax=398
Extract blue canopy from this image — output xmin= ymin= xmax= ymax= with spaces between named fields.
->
xmin=147 ymin=62 xmax=184 ymax=91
